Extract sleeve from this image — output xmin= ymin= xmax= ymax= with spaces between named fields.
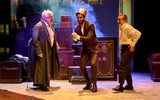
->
xmin=80 ymin=24 xmax=95 ymax=43
xmin=72 ymin=27 xmax=79 ymax=43
xmin=127 ymin=26 xmax=142 ymax=46
xmin=32 ymin=26 xmax=43 ymax=56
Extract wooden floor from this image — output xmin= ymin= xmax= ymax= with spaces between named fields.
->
xmin=0 ymin=72 xmax=160 ymax=100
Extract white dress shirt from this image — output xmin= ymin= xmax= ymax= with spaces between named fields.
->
xmin=119 ymin=23 xmax=141 ymax=47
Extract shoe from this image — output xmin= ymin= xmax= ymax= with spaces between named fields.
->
xmin=124 ymin=85 xmax=134 ymax=90
xmin=40 ymin=85 xmax=49 ymax=91
xmin=112 ymin=85 xmax=123 ymax=92
xmin=83 ymin=83 xmax=92 ymax=90
xmin=91 ymin=84 xmax=97 ymax=93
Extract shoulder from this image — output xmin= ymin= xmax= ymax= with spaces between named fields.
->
xmin=126 ymin=24 xmax=139 ymax=32
xmin=37 ymin=21 xmax=43 ymax=27
xmin=126 ymin=23 xmax=141 ymax=35
xmin=84 ymin=21 xmax=94 ymax=30
xmin=33 ymin=21 xmax=44 ymax=29
xmin=34 ymin=21 xmax=42 ymax=27
xmin=85 ymin=21 xmax=93 ymax=26
xmin=127 ymin=24 xmax=133 ymax=28
xmin=74 ymin=24 xmax=79 ymax=29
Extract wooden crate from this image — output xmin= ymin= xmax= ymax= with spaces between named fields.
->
xmin=58 ymin=50 xmax=74 ymax=80
xmin=0 ymin=61 xmax=22 ymax=83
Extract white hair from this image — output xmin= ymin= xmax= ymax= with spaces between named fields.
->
xmin=41 ymin=9 xmax=54 ymax=20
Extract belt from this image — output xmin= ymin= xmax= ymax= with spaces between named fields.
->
xmin=122 ymin=44 xmax=130 ymax=46
xmin=122 ymin=44 xmax=130 ymax=48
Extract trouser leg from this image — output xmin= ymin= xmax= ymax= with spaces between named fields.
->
xmin=80 ymin=52 xmax=90 ymax=83
xmin=90 ymin=53 xmax=98 ymax=85
xmin=119 ymin=47 xmax=134 ymax=85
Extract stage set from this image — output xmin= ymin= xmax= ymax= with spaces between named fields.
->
xmin=0 ymin=0 xmax=159 ymax=100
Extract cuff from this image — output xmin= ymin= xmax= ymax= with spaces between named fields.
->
xmin=77 ymin=35 xmax=80 ymax=40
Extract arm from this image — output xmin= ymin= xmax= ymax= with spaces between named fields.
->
xmin=127 ymin=26 xmax=142 ymax=52
xmin=128 ymin=27 xmax=141 ymax=47
xmin=80 ymin=24 xmax=95 ymax=43
xmin=32 ymin=25 xmax=43 ymax=58
xmin=72 ymin=24 xmax=95 ymax=43
xmin=56 ymin=42 xmax=60 ymax=50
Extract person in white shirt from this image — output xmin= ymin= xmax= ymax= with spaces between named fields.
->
xmin=113 ymin=13 xmax=141 ymax=92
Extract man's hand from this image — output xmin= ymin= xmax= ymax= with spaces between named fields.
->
xmin=38 ymin=54 xmax=43 ymax=58
xmin=129 ymin=46 xmax=135 ymax=52
xmin=72 ymin=32 xmax=80 ymax=41
xmin=56 ymin=42 xmax=60 ymax=50
xmin=72 ymin=32 xmax=77 ymax=39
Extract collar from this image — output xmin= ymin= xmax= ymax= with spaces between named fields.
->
xmin=41 ymin=19 xmax=50 ymax=27
xmin=120 ymin=22 xmax=127 ymax=30
xmin=80 ymin=21 xmax=85 ymax=29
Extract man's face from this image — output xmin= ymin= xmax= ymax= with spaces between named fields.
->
xmin=77 ymin=14 xmax=85 ymax=25
xmin=46 ymin=14 xmax=54 ymax=26
xmin=117 ymin=15 xmax=125 ymax=26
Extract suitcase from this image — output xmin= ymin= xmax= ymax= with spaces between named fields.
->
xmin=0 ymin=61 xmax=22 ymax=83
xmin=68 ymin=66 xmax=91 ymax=82
xmin=70 ymin=76 xmax=86 ymax=84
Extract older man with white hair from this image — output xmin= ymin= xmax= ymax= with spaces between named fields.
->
xmin=31 ymin=9 xmax=60 ymax=91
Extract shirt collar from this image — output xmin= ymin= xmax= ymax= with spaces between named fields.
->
xmin=120 ymin=22 xmax=127 ymax=30
xmin=41 ymin=19 xmax=50 ymax=27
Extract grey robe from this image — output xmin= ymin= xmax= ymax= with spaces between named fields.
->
xmin=32 ymin=20 xmax=59 ymax=87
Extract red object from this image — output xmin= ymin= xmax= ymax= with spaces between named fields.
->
xmin=148 ymin=53 xmax=160 ymax=81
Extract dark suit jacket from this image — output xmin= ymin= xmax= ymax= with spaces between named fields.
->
xmin=74 ymin=21 xmax=100 ymax=53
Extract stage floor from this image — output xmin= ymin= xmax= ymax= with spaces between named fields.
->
xmin=0 ymin=72 xmax=160 ymax=100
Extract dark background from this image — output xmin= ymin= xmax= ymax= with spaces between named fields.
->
xmin=133 ymin=0 xmax=160 ymax=72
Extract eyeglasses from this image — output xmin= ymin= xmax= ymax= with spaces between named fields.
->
xmin=46 ymin=16 xmax=54 ymax=19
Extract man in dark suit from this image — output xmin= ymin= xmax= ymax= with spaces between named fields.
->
xmin=31 ymin=9 xmax=60 ymax=91
xmin=72 ymin=8 xmax=100 ymax=92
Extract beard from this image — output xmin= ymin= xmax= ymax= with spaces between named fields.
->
xmin=78 ymin=20 xmax=85 ymax=25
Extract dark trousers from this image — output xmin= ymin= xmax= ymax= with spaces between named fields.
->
xmin=80 ymin=50 xmax=98 ymax=85
xmin=118 ymin=45 xmax=135 ymax=85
